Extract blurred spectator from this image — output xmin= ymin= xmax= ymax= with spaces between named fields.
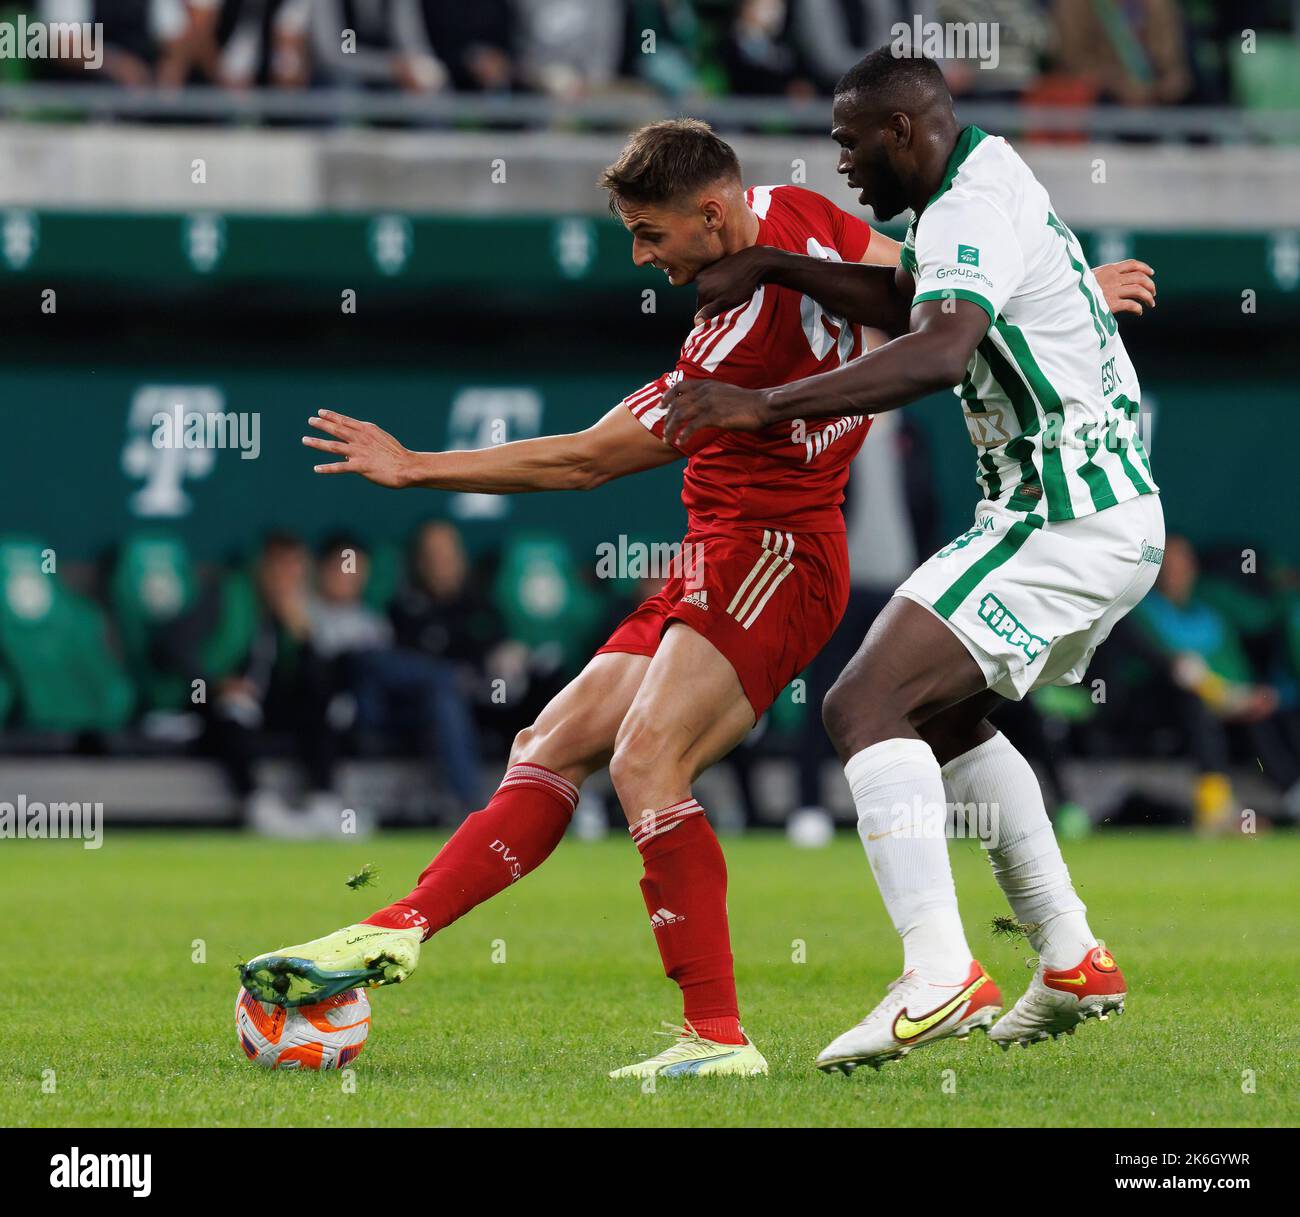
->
xmin=1179 ymin=0 xmax=1232 ymax=105
xmin=721 ymin=0 xmax=816 ymax=97
xmin=1052 ymin=0 xmax=1193 ymax=106
xmin=309 ymin=533 xmax=394 ymax=660
xmin=938 ymin=0 xmax=1051 ymax=100
xmin=622 ymin=0 xmax=703 ymax=97
xmin=205 ymin=532 xmax=344 ymax=837
xmin=40 ymin=0 xmax=194 ymax=86
xmin=391 ymin=521 xmax=569 ymax=774
xmin=420 ymin=0 xmax=515 ymax=92
xmin=1131 ymin=535 xmax=1300 ymax=829
xmin=309 ymin=0 xmax=446 ymax=92
xmin=314 ymin=532 xmax=486 ymax=816
xmin=22 ymin=0 xmax=1255 ymax=115
xmin=390 ymin=521 xmax=508 ymax=677
xmin=512 ymin=0 xmax=624 ymax=99
xmin=790 ymin=0 xmax=939 ymax=94
xmin=183 ymin=0 xmax=312 ymax=89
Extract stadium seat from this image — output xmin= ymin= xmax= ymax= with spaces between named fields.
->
xmin=492 ymin=533 xmax=604 ymax=669
xmin=1020 ymin=74 xmax=1099 ymax=144
xmin=0 ymin=538 xmax=134 ymax=732
xmin=110 ymin=533 xmax=198 ymax=712
xmin=362 ymin=539 xmax=403 ymax=612
xmin=197 ymin=568 xmax=260 ymax=682
xmin=767 ymin=681 xmax=807 ymax=735
xmin=1233 ymin=34 xmax=1300 ymax=111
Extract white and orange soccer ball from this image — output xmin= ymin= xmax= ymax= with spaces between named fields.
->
xmin=235 ymin=985 xmax=371 ymax=1070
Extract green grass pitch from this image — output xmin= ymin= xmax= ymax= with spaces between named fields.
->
xmin=4 ymin=829 xmax=1297 ymax=1128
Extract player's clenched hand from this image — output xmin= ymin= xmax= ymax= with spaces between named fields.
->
xmin=693 ymin=245 xmax=772 ymax=325
xmin=663 ymin=379 xmax=774 ymax=448
xmin=303 ymin=409 xmax=413 ymax=488
xmin=1095 ymin=259 xmax=1156 ymax=316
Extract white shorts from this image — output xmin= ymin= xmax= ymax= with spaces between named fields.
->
xmin=897 ymin=492 xmax=1166 ymax=701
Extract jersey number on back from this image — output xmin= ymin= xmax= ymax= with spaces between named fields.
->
xmin=1047 ymin=212 xmax=1117 ymax=349
xmin=800 ymin=238 xmax=857 ymax=366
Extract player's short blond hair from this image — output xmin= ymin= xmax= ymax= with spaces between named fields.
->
xmin=600 ymin=119 xmax=742 ymax=217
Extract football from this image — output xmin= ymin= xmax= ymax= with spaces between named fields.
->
xmin=235 ymin=986 xmax=371 ymax=1071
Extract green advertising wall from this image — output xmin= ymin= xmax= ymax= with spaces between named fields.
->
xmin=0 ymin=355 xmax=1291 ymax=568
xmin=0 ymin=211 xmax=1292 ymax=569
xmin=2 ymin=212 xmax=1299 ymax=310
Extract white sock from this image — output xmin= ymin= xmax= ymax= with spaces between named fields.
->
xmin=845 ymin=738 xmax=972 ymax=984
xmin=941 ymin=731 xmax=1096 ymax=969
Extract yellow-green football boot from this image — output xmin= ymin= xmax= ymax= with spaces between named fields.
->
xmin=240 ymin=923 xmax=422 ymax=1007
xmin=609 ymin=1024 xmax=769 ymax=1079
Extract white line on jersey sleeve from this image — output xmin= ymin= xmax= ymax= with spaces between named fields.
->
xmin=697 ymin=287 xmax=765 ymax=373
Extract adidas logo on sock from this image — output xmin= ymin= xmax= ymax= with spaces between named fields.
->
xmin=367 ymin=907 xmax=430 ymax=940
xmin=682 ymin=589 xmax=708 ymax=611
xmin=650 ymin=907 xmax=685 ymax=927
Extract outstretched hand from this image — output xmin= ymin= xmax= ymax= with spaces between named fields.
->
xmin=303 ymin=409 xmax=413 ymax=488
xmin=663 ymin=379 xmax=774 ymax=450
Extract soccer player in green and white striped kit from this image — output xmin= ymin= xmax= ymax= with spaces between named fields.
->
xmin=662 ymin=47 xmax=1162 ymax=1072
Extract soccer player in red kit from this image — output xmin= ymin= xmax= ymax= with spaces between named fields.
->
xmin=240 ymin=118 xmax=885 ymax=1077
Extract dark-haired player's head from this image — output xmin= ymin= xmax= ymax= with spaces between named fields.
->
xmin=831 ymin=46 xmax=956 ymax=221
xmin=601 ymin=119 xmax=748 ymax=286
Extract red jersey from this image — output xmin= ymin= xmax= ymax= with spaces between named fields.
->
xmin=620 ymin=184 xmax=876 ymax=535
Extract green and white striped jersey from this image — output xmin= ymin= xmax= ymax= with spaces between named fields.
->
xmin=900 ymin=126 xmax=1158 ymax=522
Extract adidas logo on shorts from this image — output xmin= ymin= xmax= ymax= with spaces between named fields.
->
xmin=682 ymin=589 xmax=709 ymax=610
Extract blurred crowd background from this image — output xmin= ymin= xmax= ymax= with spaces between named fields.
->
xmin=1 ymin=1 xmax=1297 ymax=840
xmin=3 ymin=0 xmax=1297 ymax=111
xmin=5 ymin=438 xmax=1300 ymax=837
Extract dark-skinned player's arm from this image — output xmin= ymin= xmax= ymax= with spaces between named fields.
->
xmin=692 ymin=244 xmax=914 ymax=335
xmin=303 ymin=403 xmax=681 ymax=492
xmin=691 ymin=243 xmax=1154 ymax=329
xmin=662 ymin=297 xmax=990 ymax=448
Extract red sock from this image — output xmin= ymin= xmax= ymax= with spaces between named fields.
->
xmin=365 ymin=763 xmax=578 ymax=939
xmin=631 ymin=799 xmax=744 ymax=1045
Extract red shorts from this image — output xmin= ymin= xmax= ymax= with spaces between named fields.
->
xmin=595 ymin=527 xmax=850 ymax=719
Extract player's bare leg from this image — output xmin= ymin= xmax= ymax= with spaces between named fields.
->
xmin=815 ymin=598 xmax=1002 ymax=1072
xmin=506 ymin=651 xmax=652 ymax=784
xmin=918 ymin=695 xmax=1126 ymax=1049
xmin=607 ymin=623 xmax=769 ymax=1077
xmin=821 ymin=597 xmax=989 ymax=761
xmin=241 ymin=653 xmax=648 ymax=1006
xmin=916 ymin=689 xmax=1001 ymax=766
xmin=610 ymin=623 xmax=757 ymax=816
